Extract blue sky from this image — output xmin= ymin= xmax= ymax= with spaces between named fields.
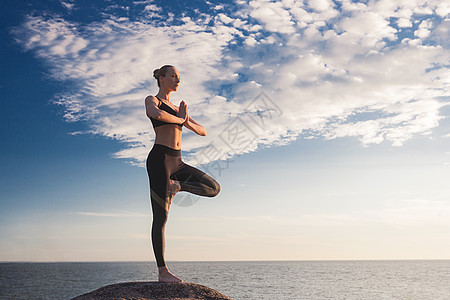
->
xmin=1 ymin=0 xmax=449 ymax=262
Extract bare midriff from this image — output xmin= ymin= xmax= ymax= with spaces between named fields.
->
xmin=154 ymin=124 xmax=183 ymax=150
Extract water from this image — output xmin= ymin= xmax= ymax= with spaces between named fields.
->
xmin=1 ymin=260 xmax=449 ymax=300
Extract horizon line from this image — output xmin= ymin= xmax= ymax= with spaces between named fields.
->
xmin=1 ymin=258 xmax=449 ymax=263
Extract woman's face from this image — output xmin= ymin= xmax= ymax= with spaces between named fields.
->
xmin=161 ymin=67 xmax=180 ymax=91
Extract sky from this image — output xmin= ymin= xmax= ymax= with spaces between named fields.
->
xmin=0 ymin=0 xmax=449 ymax=262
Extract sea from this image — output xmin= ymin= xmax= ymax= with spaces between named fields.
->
xmin=0 ymin=260 xmax=449 ymax=300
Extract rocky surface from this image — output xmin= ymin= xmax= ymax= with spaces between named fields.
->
xmin=71 ymin=281 xmax=232 ymax=300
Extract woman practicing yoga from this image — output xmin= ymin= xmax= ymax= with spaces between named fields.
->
xmin=145 ymin=65 xmax=220 ymax=282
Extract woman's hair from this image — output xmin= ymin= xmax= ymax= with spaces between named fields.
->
xmin=153 ymin=65 xmax=174 ymax=87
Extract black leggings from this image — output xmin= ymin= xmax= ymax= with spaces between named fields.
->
xmin=146 ymin=144 xmax=220 ymax=267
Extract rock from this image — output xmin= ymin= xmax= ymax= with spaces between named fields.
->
xmin=71 ymin=281 xmax=232 ymax=300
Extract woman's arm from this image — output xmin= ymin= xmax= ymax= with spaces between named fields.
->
xmin=184 ymin=116 xmax=207 ymax=136
xmin=179 ymin=101 xmax=206 ymax=136
xmin=145 ymin=96 xmax=186 ymax=124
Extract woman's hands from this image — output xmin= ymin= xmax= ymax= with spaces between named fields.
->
xmin=178 ymin=100 xmax=207 ymax=136
xmin=178 ymin=100 xmax=188 ymax=124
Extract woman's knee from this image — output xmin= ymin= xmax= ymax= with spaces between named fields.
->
xmin=208 ymin=179 xmax=221 ymax=197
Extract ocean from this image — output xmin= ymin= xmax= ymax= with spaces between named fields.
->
xmin=0 ymin=260 xmax=449 ymax=300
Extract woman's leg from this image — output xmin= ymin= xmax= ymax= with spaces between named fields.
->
xmin=171 ymin=163 xmax=220 ymax=197
xmin=150 ymin=198 xmax=168 ymax=268
xmin=147 ymin=147 xmax=182 ymax=282
xmin=150 ymin=198 xmax=182 ymax=282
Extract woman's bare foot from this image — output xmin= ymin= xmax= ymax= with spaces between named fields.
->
xmin=168 ymin=179 xmax=181 ymax=198
xmin=167 ymin=180 xmax=181 ymax=209
xmin=158 ymin=266 xmax=183 ymax=282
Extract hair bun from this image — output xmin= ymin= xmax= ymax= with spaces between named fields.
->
xmin=153 ymin=68 xmax=160 ymax=79
xmin=153 ymin=65 xmax=174 ymax=87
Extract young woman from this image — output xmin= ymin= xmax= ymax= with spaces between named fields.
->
xmin=145 ymin=65 xmax=220 ymax=282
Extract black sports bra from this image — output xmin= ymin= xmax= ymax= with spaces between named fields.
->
xmin=150 ymin=96 xmax=183 ymax=128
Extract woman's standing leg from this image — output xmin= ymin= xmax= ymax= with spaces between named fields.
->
xmin=149 ymin=197 xmax=168 ymax=268
xmin=146 ymin=146 xmax=182 ymax=282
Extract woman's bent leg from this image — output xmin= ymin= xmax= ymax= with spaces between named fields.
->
xmin=172 ymin=164 xmax=220 ymax=197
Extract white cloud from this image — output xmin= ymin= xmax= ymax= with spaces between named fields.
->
xmin=144 ymin=4 xmax=160 ymax=12
xmin=60 ymin=0 xmax=75 ymax=11
xmin=397 ymin=18 xmax=412 ymax=28
xmin=415 ymin=19 xmax=433 ymax=39
xmin=435 ymin=2 xmax=450 ymax=17
xmin=18 ymin=16 xmax=88 ymax=58
xmin=217 ymin=13 xmax=234 ymax=24
xmin=430 ymin=18 xmax=450 ymax=48
xmin=308 ymin=0 xmax=333 ymax=12
xmin=14 ymin=1 xmax=450 ymax=165
xmin=247 ymin=0 xmax=296 ymax=33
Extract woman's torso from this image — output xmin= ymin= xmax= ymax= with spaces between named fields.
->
xmin=151 ymin=97 xmax=183 ymax=150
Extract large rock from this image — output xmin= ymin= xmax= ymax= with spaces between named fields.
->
xmin=71 ymin=281 xmax=232 ymax=300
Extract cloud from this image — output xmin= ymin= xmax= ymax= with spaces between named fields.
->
xmin=415 ymin=19 xmax=433 ymax=39
xmin=247 ymin=0 xmax=296 ymax=33
xmin=14 ymin=0 xmax=449 ymax=166
xmin=60 ymin=0 xmax=75 ymax=11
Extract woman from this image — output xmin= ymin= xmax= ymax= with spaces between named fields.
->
xmin=145 ymin=65 xmax=220 ymax=282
